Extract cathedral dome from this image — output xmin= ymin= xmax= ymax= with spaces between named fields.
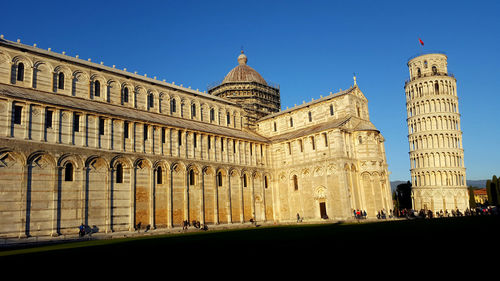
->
xmin=222 ymin=51 xmax=268 ymax=85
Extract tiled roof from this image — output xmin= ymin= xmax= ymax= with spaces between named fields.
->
xmin=0 ymin=83 xmax=269 ymax=143
xmin=473 ymin=189 xmax=487 ymax=195
xmin=268 ymin=116 xmax=352 ymax=142
xmin=258 ymin=86 xmax=355 ymax=122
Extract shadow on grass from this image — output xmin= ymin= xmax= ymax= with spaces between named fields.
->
xmin=2 ymin=216 xmax=499 ymax=268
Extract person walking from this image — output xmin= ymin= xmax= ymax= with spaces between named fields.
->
xmin=79 ymin=224 xmax=85 ymax=237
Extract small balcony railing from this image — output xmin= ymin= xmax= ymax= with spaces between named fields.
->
xmin=405 ymin=72 xmax=455 ymax=86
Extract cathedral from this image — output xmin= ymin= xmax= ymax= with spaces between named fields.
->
xmin=0 ymin=37 xmax=392 ymax=238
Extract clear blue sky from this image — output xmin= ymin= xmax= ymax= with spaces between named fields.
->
xmin=1 ymin=0 xmax=499 ymax=181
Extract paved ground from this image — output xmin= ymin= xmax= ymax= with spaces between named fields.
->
xmin=0 ymin=217 xmax=384 ymax=248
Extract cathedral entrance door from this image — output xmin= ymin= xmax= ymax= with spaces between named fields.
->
xmin=319 ymin=202 xmax=328 ymax=219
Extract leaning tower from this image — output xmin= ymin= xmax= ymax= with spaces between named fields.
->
xmin=404 ymin=53 xmax=468 ymax=213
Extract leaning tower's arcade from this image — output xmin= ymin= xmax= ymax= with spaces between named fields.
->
xmin=404 ymin=53 xmax=468 ymax=213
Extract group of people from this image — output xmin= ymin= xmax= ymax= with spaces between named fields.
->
xmin=182 ymin=220 xmax=208 ymax=231
xmin=353 ymin=209 xmax=368 ymax=219
xmin=78 ymin=224 xmax=99 ymax=237
xmin=393 ymin=206 xmax=499 ymax=219
xmin=135 ymin=222 xmax=151 ymax=232
xmin=376 ymin=209 xmax=388 ymax=219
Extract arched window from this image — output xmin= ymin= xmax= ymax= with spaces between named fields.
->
xmin=157 ymin=166 xmax=163 ymax=184
xmin=17 ymin=62 xmax=24 ymax=81
xmin=417 ymin=68 xmax=421 ymax=77
xmin=64 ymin=162 xmax=73 ymax=181
xmin=435 ymin=82 xmax=439 ymax=94
xmin=189 ymin=170 xmax=195 ymax=186
xmin=122 ymin=87 xmax=129 ymax=103
xmin=359 ymin=136 xmax=363 ymax=144
xmin=116 ymin=163 xmax=123 ymax=183
xmin=264 ymin=176 xmax=268 ymax=189
xmin=290 ymin=117 xmax=293 ymax=127
xmin=226 ymin=112 xmax=230 ymax=125
xmin=243 ymin=174 xmax=247 ymax=188
xmin=293 ymin=175 xmax=298 ymax=191
xmin=94 ymin=80 xmax=101 ymax=97
xmin=330 ymin=105 xmax=334 ymax=116
xmin=424 ymin=61 xmax=428 ymax=68
xmin=210 ymin=108 xmax=215 ymax=122
xmin=171 ymin=99 xmax=176 ymax=113
xmin=148 ymin=94 xmax=154 ymax=109
xmin=217 ymin=171 xmax=223 ymax=187
xmin=191 ymin=104 xmax=196 ymax=118
xmin=273 ymin=122 xmax=277 ymax=132
xmin=308 ymin=111 xmax=312 ymax=122
xmin=58 ymin=72 xmax=65 ymax=89
xmin=432 ymin=66 xmax=438 ymax=75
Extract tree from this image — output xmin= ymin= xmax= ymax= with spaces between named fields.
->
xmin=396 ymin=181 xmax=412 ymax=210
xmin=468 ymin=186 xmax=477 ymax=208
xmin=486 ymin=175 xmax=500 ymax=207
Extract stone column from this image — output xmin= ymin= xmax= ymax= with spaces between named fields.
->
xmin=251 ymin=174 xmax=256 ymax=222
xmin=121 ymin=120 xmax=126 ymax=152
xmin=184 ymin=130 xmax=189 ymax=159
xmin=94 ymin=115 xmax=99 ymax=148
xmin=167 ymin=165 xmax=174 ymax=228
xmin=39 ymin=106 xmax=46 ymax=142
xmin=150 ymin=167 xmax=155 ymax=229
xmin=19 ymin=163 xmax=28 ymax=238
xmin=199 ymin=134 xmax=204 ymax=160
xmin=214 ymin=171 xmax=219 ymax=225
xmin=129 ymin=164 xmax=136 ymax=231
xmin=150 ymin=125 xmax=155 ymax=154
xmin=5 ymin=99 xmax=13 ymax=137
xmin=54 ymin=108 xmax=61 ymax=143
xmin=105 ymin=167 xmax=112 ymax=233
xmin=184 ymin=168 xmax=189 ymax=223
xmin=160 ymin=127 xmax=164 ymax=155
xmin=240 ymin=174 xmax=244 ymax=223
xmin=262 ymin=175 xmax=267 ymax=222
xmin=234 ymin=140 xmax=239 ymax=164
xmin=168 ymin=128 xmax=173 ymax=156
xmin=67 ymin=111 xmax=74 ymax=145
xmin=23 ymin=102 xmax=31 ymax=140
xmin=51 ymin=165 xmax=62 ymax=237
xmin=109 ymin=118 xmax=114 ymax=150
xmin=132 ymin=122 xmax=136 ymax=152
xmin=142 ymin=124 xmax=147 ymax=153
xmin=200 ymin=169 xmax=205 ymax=225
xmin=82 ymin=166 xmax=89 ymax=226
xmin=213 ymin=136 xmax=218 ymax=162
xmin=227 ymin=172 xmax=232 ymax=223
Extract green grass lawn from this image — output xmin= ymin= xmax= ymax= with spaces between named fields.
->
xmin=1 ymin=216 xmax=499 ymax=269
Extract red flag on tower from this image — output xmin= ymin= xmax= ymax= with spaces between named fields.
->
xmin=419 ymin=38 xmax=424 ymax=46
